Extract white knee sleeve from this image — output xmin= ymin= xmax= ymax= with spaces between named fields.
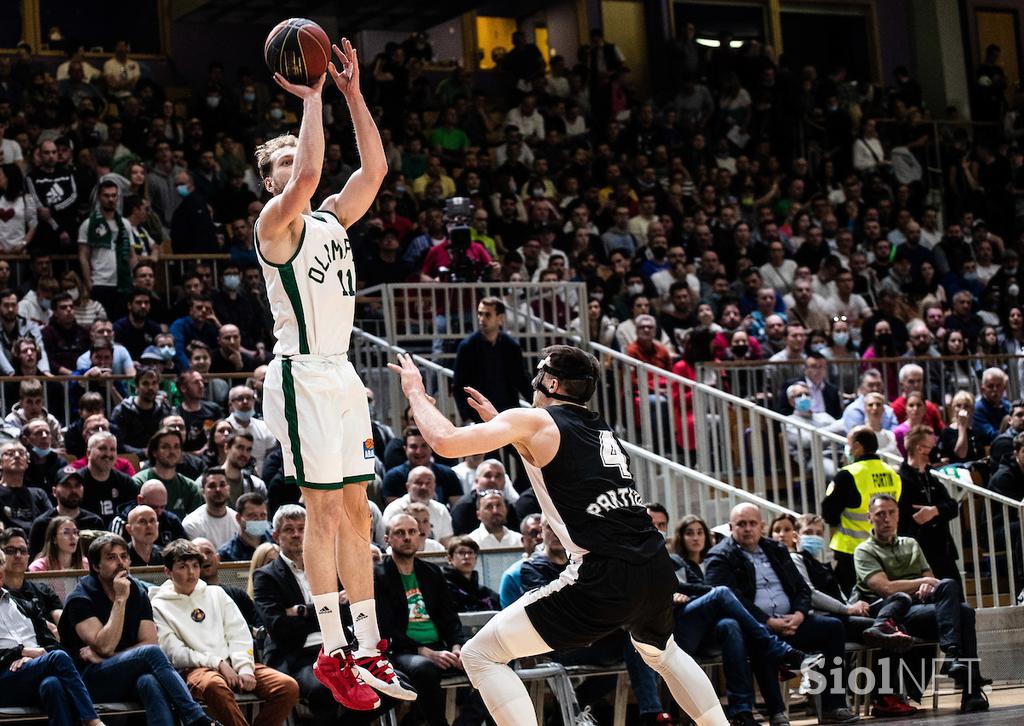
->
xmin=631 ymin=636 xmax=729 ymax=726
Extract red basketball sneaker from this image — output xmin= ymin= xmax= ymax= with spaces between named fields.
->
xmin=313 ymin=648 xmax=381 ymax=711
xmin=353 ymin=640 xmax=419 ymax=701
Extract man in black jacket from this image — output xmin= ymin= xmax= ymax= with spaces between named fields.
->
xmin=376 ymin=513 xmax=466 ymax=726
xmin=0 ymin=548 xmax=103 ymax=725
xmin=778 ymin=352 xmax=843 ymax=418
xmin=704 ymin=503 xmax=857 ymax=724
xmin=989 ymin=399 xmax=1024 ymax=470
xmin=253 ymin=504 xmax=385 ymax=726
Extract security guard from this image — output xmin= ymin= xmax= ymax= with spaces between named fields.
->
xmin=822 ymin=425 xmax=902 ymax=593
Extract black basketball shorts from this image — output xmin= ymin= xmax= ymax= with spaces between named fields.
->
xmin=523 ymin=546 xmax=678 ymax=651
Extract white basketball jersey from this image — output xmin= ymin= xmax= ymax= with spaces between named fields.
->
xmin=255 ymin=208 xmax=356 ymax=357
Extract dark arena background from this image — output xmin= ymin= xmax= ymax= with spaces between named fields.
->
xmin=0 ymin=0 xmax=1023 ymax=724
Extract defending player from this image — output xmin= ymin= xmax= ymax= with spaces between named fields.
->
xmin=254 ymin=39 xmax=415 ymax=709
xmin=389 ymin=345 xmax=730 ymax=726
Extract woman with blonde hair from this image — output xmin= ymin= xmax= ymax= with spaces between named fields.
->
xmin=246 ymin=541 xmax=280 ymax=599
xmin=28 ymin=516 xmax=87 ymax=571
xmin=940 ymin=390 xmax=980 ymax=463
xmin=60 ymin=269 xmax=106 ymax=328
xmin=863 ymin=391 xmax=898 ymax=455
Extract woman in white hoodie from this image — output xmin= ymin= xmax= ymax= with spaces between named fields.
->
xmin=150 ymin=539 xmax=299 ymax=726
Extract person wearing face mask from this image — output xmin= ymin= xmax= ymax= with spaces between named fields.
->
xmin=17 ymin=275 xmax=58 ymax=327
xmin=217 ymin=492 xmax=273 ymax=562
xmin=212 ymin=263 xmax=266 ymax=356
xmin=21 ymin=418 xmax=63 ymax=491
xmin=783 ymin=382 xmax=838 ymax=479
xmin=821 ymin=426 xmax=902 ymax=595
xmin=226 ymin=385 xmax=275 ymax=471
xmin=169 ymin=170 xmax=218 ymax=254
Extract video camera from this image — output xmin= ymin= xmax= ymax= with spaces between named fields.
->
xmin=440 ymin=196 xmax=486 ymax=282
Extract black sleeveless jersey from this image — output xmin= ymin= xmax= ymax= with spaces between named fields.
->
xmin=522 ymin=404 xmax=665 ymax=564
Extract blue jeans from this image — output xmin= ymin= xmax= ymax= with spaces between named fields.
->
xmin=674 ymin=586 xmax=791 ymax=717
xmin=0 ymin=650 xmax=97 ymax=726
xmin=82 ymin=644 xmax=208 ymax=726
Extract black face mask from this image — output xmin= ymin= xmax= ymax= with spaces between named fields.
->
xmin=731 ymin=345 xmax=748 ymax=357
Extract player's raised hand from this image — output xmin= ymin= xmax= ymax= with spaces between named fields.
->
xmin=388 ymin=353 xmax=426 ymax=398
xmin=273 ymin=71 xmax=326 ymax=100
xmin=328 ymin=37 xmax=360 ymax=98
xmin=464 ymin=387 xmax=498 ymax=422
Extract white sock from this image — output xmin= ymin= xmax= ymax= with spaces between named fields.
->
xmin=350 ymin=599 xmax=381 ymax=657
xmin=312 ymin=592 xmax=348 ymax=656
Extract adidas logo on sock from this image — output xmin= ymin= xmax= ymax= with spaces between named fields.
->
xmin=355 ymin=613 xmax=368 ymax=622
xmin=317 ymin=606 xmax=332 ymax=615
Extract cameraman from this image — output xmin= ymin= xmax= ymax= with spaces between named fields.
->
xmin=420 ymin=225 xmax=501 ymax=283
xmin=421 ymin=199 xmax=503 ymax=358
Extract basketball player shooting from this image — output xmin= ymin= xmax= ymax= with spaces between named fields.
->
xmin=389 ymin=346 xmax=729 ymax=726
xmin=254 ymin=39 xmax=415 ymax=710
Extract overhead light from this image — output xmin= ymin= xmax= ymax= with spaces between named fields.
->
xmin=696 ymin=37 xmax=747 ymax=49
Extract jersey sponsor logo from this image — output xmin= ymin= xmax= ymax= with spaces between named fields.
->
xmin=306 ymin=238 xmax=352 ymax=284
xmin=363 ymin=438 xmax=375 ymax=459
xmin=586 ymin=486 xmax=645 ymax=516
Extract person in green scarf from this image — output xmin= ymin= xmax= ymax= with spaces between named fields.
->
xmin=76 ymin=179 xmax=136 ymax=319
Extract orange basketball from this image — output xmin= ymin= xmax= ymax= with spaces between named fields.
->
xmin=264 ymin=18 xmax=332 ymax=85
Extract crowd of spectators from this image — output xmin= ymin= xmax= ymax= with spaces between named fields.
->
xmin=0 ymin=16 xmax=1019 ymax=726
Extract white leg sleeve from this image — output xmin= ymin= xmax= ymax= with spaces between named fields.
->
xmin=461 ymin=597 xmax=552 ymax=726
xmin=631 ymin=635 xmax=730 ymax=726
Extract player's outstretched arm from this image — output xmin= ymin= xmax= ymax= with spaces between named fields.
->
xmin=388 ymin=354 xmax=540 ymax=459
xmin=321 ymin=38 xmax=387 ymax=227
xmin=259 ymin=73 xmax=327 ymax=251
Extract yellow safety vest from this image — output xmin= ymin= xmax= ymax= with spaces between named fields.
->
xmin=828 ymin=458 xmax=902 ymax=555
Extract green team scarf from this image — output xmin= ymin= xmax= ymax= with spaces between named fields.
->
xmin=86 ymin=210 xmax=132 ymax=293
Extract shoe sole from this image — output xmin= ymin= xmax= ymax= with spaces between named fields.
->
xmin=862 ymin=630 xmax=914 ymax=653
xmin=313 ymin=662 xmax=382 ymax=711
xmin=353 ymin=664 xmax=419 ymax=701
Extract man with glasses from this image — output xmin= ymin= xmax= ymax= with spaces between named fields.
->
xmin=0 ymin=442 xmax=51 ymax=532
xmin=1 ymin=527 xmax=62 ymax=627
xmin=226 ymin=386 xmax=275 ymax=470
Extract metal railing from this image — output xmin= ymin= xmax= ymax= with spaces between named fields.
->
xmin=708 ymin=353 xmax=1024 ymax=409
xmin=591 ymin=342 xmax=1024 ymax=608
xmin=356 ymin=282 xmax=588 ymax=371
xmin=350 ymin=326 xmax=792 ymax=527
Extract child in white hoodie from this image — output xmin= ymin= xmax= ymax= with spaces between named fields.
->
xmin=150 ymin=539 xmax=299 ymax=726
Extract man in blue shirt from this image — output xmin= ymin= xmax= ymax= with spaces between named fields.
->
xmin=169 ymin=295 xmax=219 ymax=370
xmin=973 ymin=367 xmax=1010 ymax=446
xmin=58 ymin=533 xmax=214 ymax=726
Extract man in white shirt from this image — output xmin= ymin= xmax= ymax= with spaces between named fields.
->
xmin=627 ymin=193 xmax=659 ymax=247
xmin=824 ymin=268 xmax=872 ymax=325
xmin=182 ymin=468 xmax=238 ymax=550
xmin=226 ymin=385 xmax=276 ymax=470
xmin=379 ymin=466 xmax=453 ymax=544
xmin=505 ymin=94 xmax=545 ymax=144
xmin=467 ymin=491 xmax=523 ymax=550
xmin=102 ymin=41 xmax=141 ymax=99
xmin=150 ymin=538 xmax=299 ymax=726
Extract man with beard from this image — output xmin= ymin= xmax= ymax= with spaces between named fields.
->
xmin=130 ymin=428 xmax=202 ymax=520
xmin=76 ymin=179 xmax=136 ymax=317
xmin=110 ymin=366 xmax=174 ymax=456
xmin=59 ymin=533 xmax=217 ymax=726
xmin=113 ymin=288 xmax=163 ymax=361
xmin=79 ymin=431 xmax=137 ymax=526
xmin=182 ymin=469 xmax=237 ymax=550
xmin=41 ymin=292 xmax=91 ymax=374
xmin=26 ymin=139 xmax=78 ymax=253
xmin=28 ymin=467 xmax=104 ymax=556
xmin=175 ymin=369 xmax=224 ymax=452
